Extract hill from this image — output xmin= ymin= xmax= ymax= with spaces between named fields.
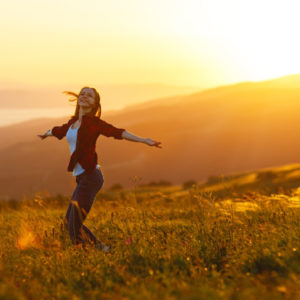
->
xmin=2 ymin=74 xmax=300 ymax=200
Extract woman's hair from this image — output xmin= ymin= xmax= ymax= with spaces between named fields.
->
xmin=63 ymin=87 xmax=102 ymax=119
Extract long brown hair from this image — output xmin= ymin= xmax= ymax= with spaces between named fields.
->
xmin=63 ymin=87 xmax=102 ymax=119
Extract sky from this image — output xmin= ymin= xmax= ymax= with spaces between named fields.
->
xmin=1 ymin=0 xmax=300 ymax=90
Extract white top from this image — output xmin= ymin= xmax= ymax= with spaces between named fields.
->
xmin=65 ymin=125 xmax=101 ymax=176
xmin=66 ymin=125 xmax=86 ymax=176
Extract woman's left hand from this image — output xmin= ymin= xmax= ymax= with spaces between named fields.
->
xmin=144 ymin=138 xmax=162 ymax=148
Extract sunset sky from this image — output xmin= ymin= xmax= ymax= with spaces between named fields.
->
xmin=1 ymin=0 xmax=299 ymax=90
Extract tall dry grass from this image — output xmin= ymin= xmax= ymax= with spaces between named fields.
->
xmin=1 ymin=167 xmax=300 ymax=299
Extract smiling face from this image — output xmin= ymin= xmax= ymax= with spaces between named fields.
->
xmin=78 ymin=88 xmax=96 ymax=111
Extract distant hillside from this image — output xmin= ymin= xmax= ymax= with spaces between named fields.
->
xmin=1 ymin=74 xmax=300 ymax=200
xmin=195 ymin=163 xmax=300 ymax=198
xmin=0 ymin=83 xmax=201 ymax=109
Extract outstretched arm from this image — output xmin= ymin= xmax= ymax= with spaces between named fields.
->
xmin=37 ymin=129 xmax=53 ymax=140
xmin=97 ymin=119 xmax=162 ymax=148
xmin=122 ymin=130 xmax=162 ymax=148
xmin=38 ymin=119 xmax=73 ymax=140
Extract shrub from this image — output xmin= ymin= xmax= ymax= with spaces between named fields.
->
xmin=206 ymin=175 xmax=222 ymax=184
xmin=256 ymin=171 xmax=278 ymax=181
xmin=109 ymin=183 xmax=123 ymax=190
xmin=139 ymin=180 xmax=172 ymax=187
xmin=243 ymin=254 xmax=288 ymax=276
xmin=182 ymin=180 xmax=197 ymax=189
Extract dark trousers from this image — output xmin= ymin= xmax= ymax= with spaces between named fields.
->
xmin=65 ymin=167 xmax=104 ymax=245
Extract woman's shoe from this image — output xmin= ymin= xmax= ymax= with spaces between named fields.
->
xmin=96 ymin=242 xmax=109 ymax=253
xmin=103 ymin=245 xmax=109 ymax=253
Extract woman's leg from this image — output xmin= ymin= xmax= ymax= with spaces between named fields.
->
xmin=80 ymin=226 xmax=99 ymax=244
xmin=66 ymin=195 xmax=99 ymax=244
xmin=65 ymin=181 xmax=80 ymax=222
xmin=65 ymin=202 xmax=72 ymax=225
xmin=66 ymin=173 xmax=91 ymax=243
xmin=67 ymin=168 xmax=104 ymax=245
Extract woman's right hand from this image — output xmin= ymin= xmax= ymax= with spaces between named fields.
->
xmin=37 ymin=130 xmax=52 ymax=140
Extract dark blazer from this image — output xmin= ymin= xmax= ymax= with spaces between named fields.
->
xmin=51 ymin=114 xmax=125 ymax=174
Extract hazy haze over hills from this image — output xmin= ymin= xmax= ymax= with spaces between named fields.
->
xmin=0 ymin=83 xmax=202 ymax=126
xmin=0 ymin=83 xmax=201 ymax=109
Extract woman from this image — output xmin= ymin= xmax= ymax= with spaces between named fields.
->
xmin=38 ymin=87 xmax=162 ymax=251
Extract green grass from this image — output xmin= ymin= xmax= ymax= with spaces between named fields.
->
xmin=1 ymin=164 xmax=300 ymax=299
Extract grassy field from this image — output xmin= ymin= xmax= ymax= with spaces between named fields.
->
xmin=1 ymin=164 xmax=300 ymax=299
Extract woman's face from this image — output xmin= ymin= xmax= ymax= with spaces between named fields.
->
xmin=78 ymin=88 xmax=96 ymax=111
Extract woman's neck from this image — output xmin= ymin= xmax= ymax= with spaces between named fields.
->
xmin=78 ymin=107 xmax=92 ymax=122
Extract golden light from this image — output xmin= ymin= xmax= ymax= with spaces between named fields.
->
xmin=15 ymin=222 xmax=40 ymax=250
xmin=204 ymin=0 xmax=300 ymax=82
xmin=0 ymin=0 xmax=299 ymax=88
